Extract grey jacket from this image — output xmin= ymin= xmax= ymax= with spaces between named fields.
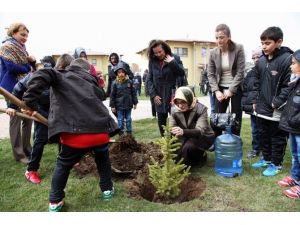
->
xmin=170 ymin=102 xmax=215 ymax=149
xmin=207 ymin=43 xmax=245 ymax=94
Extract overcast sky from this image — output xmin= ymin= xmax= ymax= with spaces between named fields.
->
xmin=1 ymin=1 xmax=300 ymax=70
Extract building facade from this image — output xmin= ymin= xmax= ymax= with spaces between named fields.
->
xmin=52 ymin=51 xmax=110 ymax=77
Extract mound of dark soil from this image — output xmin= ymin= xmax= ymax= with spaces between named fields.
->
xmin=73 ymin=134 xmax=206 ymax=204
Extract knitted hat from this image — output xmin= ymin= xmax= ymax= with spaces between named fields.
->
xmin=252 ymin=48 xmax=263 ymax=59
xmin=293 ymin=49 xmax=300 ymax=64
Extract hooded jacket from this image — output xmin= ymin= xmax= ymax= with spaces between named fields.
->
xmin=109 ymin=63 xmax=138 ymax=110
xmin=279 ymin=77 xmax=300 ymax=134
xmin=106 ymin=53 xmax=134 ymax=96
xmin=250 ymin=47 xmax=293 ymax=118
xmin=23 ymin=65 xmax=118 ymax=142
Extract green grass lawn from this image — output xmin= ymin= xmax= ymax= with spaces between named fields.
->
xmin=0 ymin=118 xmax=299 ymax=212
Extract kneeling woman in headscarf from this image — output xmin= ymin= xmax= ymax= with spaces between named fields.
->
xmin=170 ymin=86 xmax=215 ymax=166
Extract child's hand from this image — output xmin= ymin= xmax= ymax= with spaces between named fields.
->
xmin=21 ymin=108 xmax=36 ymax=116
xmin=111 ymin=108 xmax=116 ymax=113
xmin=133 ymin=105 xmax=137 ymax=110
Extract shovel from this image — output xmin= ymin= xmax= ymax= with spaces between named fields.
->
xmin=109 ymin=139 xmax=133 ymax=175
xmin=0 ymin=87 xmax=48 ymax=126
xmin=0 ymin=107 xmax=44 ymax=123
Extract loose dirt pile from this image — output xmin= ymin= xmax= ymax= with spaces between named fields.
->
xmin=73 ymin=134 xmax=206 ymax=203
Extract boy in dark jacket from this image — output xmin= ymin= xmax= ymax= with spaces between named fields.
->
xmin=242 ymin=49 xmax=263 ymax=158
xmin=251 ymin=26 xmax=293 ymax=176
xmin=110 ymin=63 xmax=138 ymax=135
xmin=23 ymin=58 xmax=119 ymax=212
xmin=6 ymin=56 xmax=55 ymax=184
xmin=278 ymin=49 xmax=300 ymax=199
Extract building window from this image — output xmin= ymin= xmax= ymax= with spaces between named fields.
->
xmin=91 ymin=59 xmax=97 ymax=66
xmin=201 ymin=47 xmax=207 ymax=57
xmin=174 ymin=47 xmax=188 ymax=57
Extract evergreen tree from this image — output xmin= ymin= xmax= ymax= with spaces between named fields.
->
xmin=148 ymin=125 xmax=190 ymax=198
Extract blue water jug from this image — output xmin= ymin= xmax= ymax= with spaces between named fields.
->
xmin=215 ymin=126 xmax=243 ymax=177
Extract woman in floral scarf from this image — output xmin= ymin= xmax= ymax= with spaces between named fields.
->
xmin=0 ymin=23 xmax=36 ymax=164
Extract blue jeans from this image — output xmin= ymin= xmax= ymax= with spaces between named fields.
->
xmin=250 ymin=115 xmax=260 ymax=152
xmin=117 ymin=109 xmax=132 ymax=133
xmin=209 ymin=91 xmax=216 ymax=114
xmin=136 ymin=89 xmax=141 ymax=96
xmin=289 ymin=133 xmax=300 ymax=181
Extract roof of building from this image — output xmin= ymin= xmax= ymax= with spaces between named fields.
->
xmin=136 ymin=39 xmax=216 ymax=54
xmin=52 ymin=50 xmax=110 ymax=56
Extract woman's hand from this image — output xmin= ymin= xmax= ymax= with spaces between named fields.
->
xmin=154 ymin=96 xmax=162 ymax=105
xmin=164 ymin=55 xmax=174 ymax=63
xmin=171 ymin=126 xmax=184 ymax=137
xmin=223 ymin=89 xmax=233 ymax=99
xmin=215 ymin=90 xmax=225 ymax=102
xmin=27 ymin=55 xmax=36 ymax=63
xmin=6 ymin=108 xmax=16 ymax=116
xmin=111 ymin=107 xmax=116 ymax=113
xmin=133 ymin=105 xmax=137 ymax=110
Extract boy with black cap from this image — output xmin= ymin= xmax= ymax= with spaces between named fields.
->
xmin=278 ymin=49 xmax=300 ymax=199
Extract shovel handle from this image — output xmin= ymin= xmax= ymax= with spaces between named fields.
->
xmin=0 ymin=87 xmax=48 ymax=126
xmin=0 ymin=107 xmax=44 ymax=123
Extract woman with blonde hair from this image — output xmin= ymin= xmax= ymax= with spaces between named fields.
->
xmin=0 ymin=22 xmax=36 ymax=164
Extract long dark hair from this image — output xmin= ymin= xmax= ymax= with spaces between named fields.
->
xmin=147 ymin=39 xmax=172 ymax=60
xmin=215 ymin=24 xmax=235 ymax=51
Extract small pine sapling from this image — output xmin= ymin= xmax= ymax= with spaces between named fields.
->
xmin=148 ymin=125 xmax=190 ymax=198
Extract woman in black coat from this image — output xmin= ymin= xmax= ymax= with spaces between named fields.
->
xmin=147 ymin=40 xmax=186 ymax=136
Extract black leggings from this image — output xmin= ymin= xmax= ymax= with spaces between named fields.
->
xmin=157 ymin=112 xmax=168 ymax=136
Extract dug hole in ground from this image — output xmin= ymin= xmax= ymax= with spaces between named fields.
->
xmin=73 ymin=134 xmax=206 ymax=204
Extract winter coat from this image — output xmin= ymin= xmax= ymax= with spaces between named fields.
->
xmin=147 ymin=54 xmax=185 ymax=113
xmin=279 ymin=78 xmax=300 ymax=134
xmin=8 ymin=73 xmax=50 ymax=118
xmin=250 ymin=47 xmax=293 ymax=117
xmin=106 ymin=61 xmax=134 ymax=96
xmin=133 ymin=74 xmax=142 ymax=90
xmin=170 ymin=102 xmax=215 ymax=150
xmin=207 ymin=42 xmax=245 ymax=94
xmin=200 ymin=68 xmax=211 ymax=95
xmin=109 ymin=79 xmax=138 ymax=110
xmin=0 ymin=57 xmax=31 ymax=92
xmin=241 ymin=66 xmax=259 ymax=114
xmin=23 ymin=65 xmax=119 ymax=142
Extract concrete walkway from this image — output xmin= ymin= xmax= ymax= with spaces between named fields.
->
xmin=0 ymin=96 xmax=248 ymax=139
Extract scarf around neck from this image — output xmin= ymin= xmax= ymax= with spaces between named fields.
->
xmin=0 ymin=37 xmax=28 ymax=64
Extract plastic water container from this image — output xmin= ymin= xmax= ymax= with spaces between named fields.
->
xmin=215 ymin=126 xmax=243 ymax=177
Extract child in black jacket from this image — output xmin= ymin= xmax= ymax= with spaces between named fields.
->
xmin=110 ymin=63 xmax=138 ymax=135
xmin=278 ymin=49 xmax=300 ymax=199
